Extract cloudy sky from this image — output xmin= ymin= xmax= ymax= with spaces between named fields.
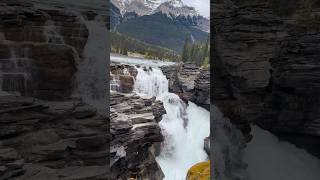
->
xmin=183 ymin=0 xmax=210 ymax=17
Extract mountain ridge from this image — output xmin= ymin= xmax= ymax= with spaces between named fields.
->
xmin=110 ymin=0 xmax=210 ymax=53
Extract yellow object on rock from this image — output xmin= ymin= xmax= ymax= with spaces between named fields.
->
xmin=186 ymin=161 xmax=210 ymax=180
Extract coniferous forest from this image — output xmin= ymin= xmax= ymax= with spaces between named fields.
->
xmin=110 ymin=31 xmax=180 ymax=61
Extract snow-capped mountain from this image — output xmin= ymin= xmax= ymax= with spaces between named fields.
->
xmin=111 ymin=0 xmax=198 ymax=17
xmin=155 ymin=0 xmax=198 ymax=17
xmin=110 ymin=0 xmax=210 ymax=52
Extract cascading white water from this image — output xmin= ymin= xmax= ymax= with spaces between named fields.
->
xmin=134 ymin=67 xmax=169 ymax=97
xmin=133 ymin=66 xmax=210 ymax=180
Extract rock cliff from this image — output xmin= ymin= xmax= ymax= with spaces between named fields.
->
xmin=0 ymin=0 xmax=89 ymax=100
xmin=0 ymin=95 xmax=108 ymax=179
xmin=110 ymin=63 xmax=166 ymax=179
xmin=160 ymin=63 xmax=210 ymax=110
xmin=110 ymin=92 xmax=165 ymax=180
xmin=0 ymin=1 xmax=109 ymax=179
xmin=212 ymin=2 xmax=320 ymax=179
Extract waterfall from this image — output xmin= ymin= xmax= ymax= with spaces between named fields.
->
xmin=73 ymin=16 xmax=107 ymax=113
xmin=133 ymin=66 xmax=210 ymax=180
xmin=134 ymin=67 xmax=169 ymax=97
xmin=0 ymin=45 xmax=31 ymax=96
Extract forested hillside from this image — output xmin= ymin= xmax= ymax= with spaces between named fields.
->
xmin=111 ymin=31 xmax=180 ymax=61
xmin=181 ymin=38 xmax=210 ymax=67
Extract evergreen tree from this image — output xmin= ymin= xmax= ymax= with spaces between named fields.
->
xmin=181 ymin=37 xmax=190 ymax=62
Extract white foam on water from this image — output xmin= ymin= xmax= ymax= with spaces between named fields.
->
xmin=132 ymin=65 xmax=209 ymax=180
xmin=156 ymin=99 xmax=210 ymax=180
xmin=134 ymin=67 xmax=169 ymax=97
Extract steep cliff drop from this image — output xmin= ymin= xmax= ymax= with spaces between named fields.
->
xmin=133 ymin=65 xmax=210 ymax=180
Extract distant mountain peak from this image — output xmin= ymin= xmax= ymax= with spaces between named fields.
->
xmin=111 ymin=0 xmax=209 ymax=32
xmin=167 ymin=0 xmax=183 ymax=8
xmin=111 ymin=0 xmax=199 ymax=17
xmin=155 ymin=0 xmax=198 ymax=17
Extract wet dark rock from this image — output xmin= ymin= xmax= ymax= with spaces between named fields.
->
xmin=266 ymin=27 xmax=320 ymax=157
xmin=110 ymin=64 xmax=138 ymax=93
xmin=160 ymin=63 xmax=210 ymax=110
xmin=204 ymin=136 xmax=210 ymax=156
xmin=213 ymin=1 xmax=320 ymax=178
xmin=152 ymin=100 xmax=166 ymax=123
xmin=0 ymin=1 xmax=88 ymax=100
xmin=212 ymin=1 xmax=286 ymax=134
xmin=110 ymin=92 xmax=165 ymax=180
xmin=110 ymin=63 xmax=138 ymax=77
xmin=191 ymin=69 xmax=210 ymax=110
xmin=119 ymin=75 xmax=135 ymax=93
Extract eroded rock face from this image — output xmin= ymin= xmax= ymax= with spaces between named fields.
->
xmin=0 ymin=95 xmax=108 ymax=179
xmin=110 ymin=92 xmax=165 ymax=180
xmin=0 ymin=1 xmax=88 ymax=100
xmin=160 ymin=63 xmax=210 ymax=110
xmin=203 ymin=136 xmax=210 ymax=156
xmin=110 ymin=64 xmax=138 ymax=93
xmin=213 ymin=2 xmax=285 ymax=135
xmin=266 ymin=26 xmax=320 ymax=157
xmin=191 ymin=69 xmax=210 ymax=110
xmin=213 ymin=0 xmax=320 ymax=159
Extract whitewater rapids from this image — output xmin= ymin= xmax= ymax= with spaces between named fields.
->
xmin=133 ymin=66 xmax=210 ymax=180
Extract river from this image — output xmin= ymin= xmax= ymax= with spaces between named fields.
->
xmin=111 ymin=55 xmax=210 ymax=179
xmin=111 ymin=55 xmax=320 ymax=180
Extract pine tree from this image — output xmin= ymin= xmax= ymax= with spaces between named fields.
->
xmin=181 ymin=37 xmax=190 ymax=62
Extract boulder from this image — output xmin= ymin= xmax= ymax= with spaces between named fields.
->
xmin=119 ymin=75 xmax=135 ymax=93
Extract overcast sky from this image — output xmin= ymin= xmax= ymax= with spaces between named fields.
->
xmin=183 ymin=0 xmax=210 ymax=18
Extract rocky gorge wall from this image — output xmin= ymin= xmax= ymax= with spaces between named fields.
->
xmin=0 ymin=1 xmax=109 ymax=179
xmin=0 ymin=95 xmax=108 ymax=179
xmin=110 ymin=92 xmax=166 ymax=179
xmin=110 ymin=63 xmax=167 ymax=179
xmin=160 ymin=63 xmax=210 ymax=111
xmin=212 ymin=1 xmax=320 ymax=179
xmin=110 ymin=62 xmax=211 ymax=179
xmin=0 ymin=0 xmax=90 ymax=100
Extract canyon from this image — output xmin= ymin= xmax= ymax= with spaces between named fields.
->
xmin=0 ymin=1 xmax=109 ymax=179
xmin=213 ymin=0 xmax=320 ymax=179
xmin=110 ymin=57 xmax=210 ymax=179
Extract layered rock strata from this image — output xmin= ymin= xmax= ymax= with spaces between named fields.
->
xmin=0 ymin=1 xmax=109 ymax=180
xmin=212 ymin=1 xmax=320 ymax=179
xmin=110 ymin=92 xmax=165 ymax=180
xmin=110 ymin=64 xmax=138 ymax=93
xmin=0 ymin=95 xmax=108 ymax=179
xmin=0 ymin=1 xmax=88 ymax=100
xmin=160 ymin=63 xmax=210 ymax=110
